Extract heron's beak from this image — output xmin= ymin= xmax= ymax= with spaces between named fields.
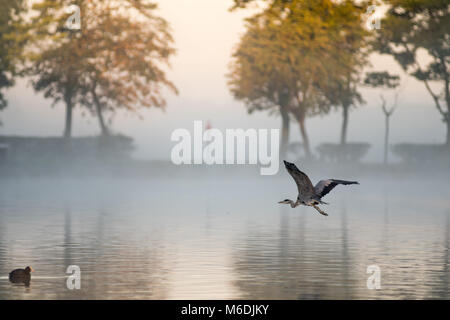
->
xmin=283 ymin=160 xmax=296 ymax=169
xmin=278 ymin=200 xmax=290 ymax=204
xmin=30 ymin=267 xmax=34 ymax=272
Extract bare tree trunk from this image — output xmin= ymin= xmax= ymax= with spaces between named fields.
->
xmin=92 ymin=88 xmax=109 ymax=136
xmin=294 ymin=111 xmax=311 ymax=158
xmin=64 ymin=97 xmax=73 ymax=138
xmin=95 ymin=102 xmax=108 ymax=136
xmin=340 ymin=104 xmax=349 ymax=145
xmin=446 ymin=116 xmax=450 ymax=148
xmin=384 ymin=114 xmax=390 ymax=165
xmin=280 ymin=107 xmax=290 ymax=157
xmin=442 ymin=55 xmax=449 ymax=149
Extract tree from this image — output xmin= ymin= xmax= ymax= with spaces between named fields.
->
xmin=0 ymin=0 xmax=26 ymax=123
xmin=77 ymin=1 xmax=177 ymax=136
xmin=374 ymin=0 xmax=450 ymax=147
xmin=227 ymin=14 xmax=303 ymax=156
xmin=229 ymin=0 xmax=366 ymax=157
xmin=26 ymin=0 xmax=177 ymax=137
xmin=364 ymin=71 xmax=401 ymax=164
xmin=319 ymin=0 xmax=370 ymax=145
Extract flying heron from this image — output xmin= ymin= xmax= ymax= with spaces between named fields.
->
xmin=279 ymin=160 xmax=359 ymax=216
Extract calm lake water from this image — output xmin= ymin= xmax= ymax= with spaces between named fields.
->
xmin=0 ymin=174 xmax=449 ymax=299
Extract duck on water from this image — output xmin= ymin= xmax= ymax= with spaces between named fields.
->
xmin=9 ymin=266 xmax=34 ymax=286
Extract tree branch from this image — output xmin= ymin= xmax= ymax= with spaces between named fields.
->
xmin=410 ymin=52 xmax=446 ymax=117
xmin=380 ymin=94 xmax=388 ymax=115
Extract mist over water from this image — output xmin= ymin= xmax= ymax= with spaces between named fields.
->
xmin=0 ymin=164 xmax=449 ymax=299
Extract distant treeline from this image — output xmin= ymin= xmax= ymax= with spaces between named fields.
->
xmin=0 ymin=0 xmax=448 ymax=165
xmin=228 ymin=0 xmax=450 ymax=162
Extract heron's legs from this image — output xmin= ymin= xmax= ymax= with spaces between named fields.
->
xmin=312 ymin=205 xmax=328 ymax=216
xmin=292 ymin=200 xmax=300 ymax=208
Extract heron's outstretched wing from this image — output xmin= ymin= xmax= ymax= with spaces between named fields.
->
xmin=314 ymin=179 xmax=359 ymax=199
xmin=283 ymin=161 xmax=315 ymax=197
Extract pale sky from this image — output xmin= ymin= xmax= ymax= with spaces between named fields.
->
xmin=0 ymin=0 xmax=446 ymax=162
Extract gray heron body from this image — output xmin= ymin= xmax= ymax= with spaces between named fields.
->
xmin=279 ymin=160 xmax=359 ymax=216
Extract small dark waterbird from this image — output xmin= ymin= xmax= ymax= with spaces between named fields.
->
xmin=279 ymin=161 xmax=359 ymax=216
xmin=9 ymin=266 xmax=34 ymax=286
